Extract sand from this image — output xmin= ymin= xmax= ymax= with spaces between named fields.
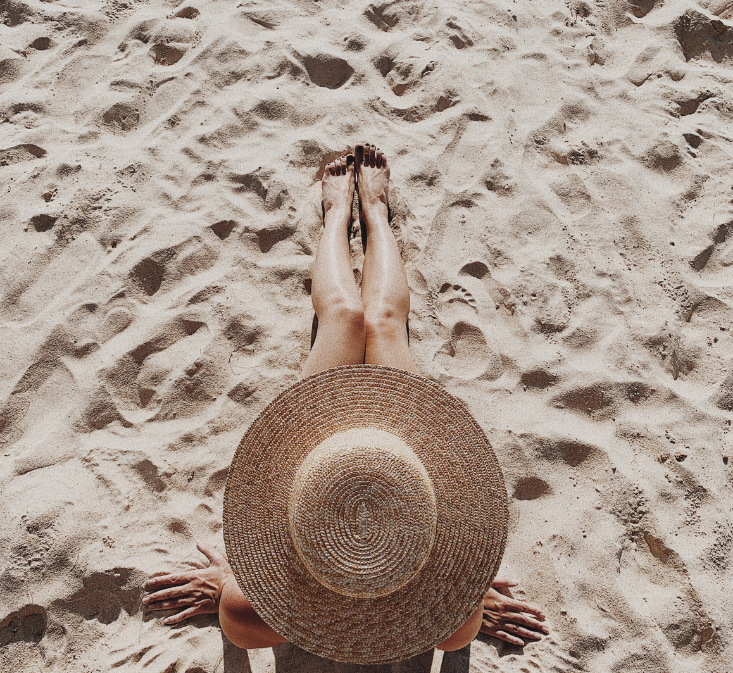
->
xmin=1 ymin=0 xmax=732 ymax=670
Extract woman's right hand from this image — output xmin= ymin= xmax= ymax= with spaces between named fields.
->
xmin=144 ymin=541 xmax=235 ymax=624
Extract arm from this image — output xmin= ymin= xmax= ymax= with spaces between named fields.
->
xmin=436 ymin=602 xmax=482 ymax=651
xmin=219 ymin=574 xmax=287 ymax=649
xmin=145 ymin=541 xmax=286 ymax=649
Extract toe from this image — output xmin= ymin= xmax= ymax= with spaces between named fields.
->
xmin=376 ymin=148 xmax=383 ymax=168
xmin=346 ymin=153 xmax=355 ymax=171
xmin=325 ymin=161 xmax=334 ymax=177
xmin=368 ymin=144 xmax=375 ymax=167
xmin=355 ymin=143 xmax=365 ymax=167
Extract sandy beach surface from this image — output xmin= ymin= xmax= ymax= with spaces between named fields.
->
xmin=1 ymin=0 xmax=732 ymax=671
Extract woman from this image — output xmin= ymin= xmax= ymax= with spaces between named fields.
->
xmin=143 ymin=143 xmax=549 ymax=652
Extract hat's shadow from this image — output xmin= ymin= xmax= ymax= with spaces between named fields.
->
xmin=221 ymin=634 xmax=472 ymax=673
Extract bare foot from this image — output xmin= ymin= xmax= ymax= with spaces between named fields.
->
xmin=322 ymin=155 xmax=355 ymax=220
xmin=143 ymin=542 xmax=235 ymax=624
xmin=354 ymin=142 xmax=390 ymax=226
xmin=480 ymin=578 xmax=549 ymax=646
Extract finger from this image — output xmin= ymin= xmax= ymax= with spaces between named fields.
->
xmin=502 ymin=621 xmax=545 ymax=640
xmin=146 ymin=596 xmax=198 ymax=611
xmin=494 ymin=630 xmax=525 ymax=646
xmin=143 ymin=584 xmax=193 ymax=604
xmin=506 ymin=611 xmax=550 ymax=632
xmin=196 ymin=541 xmax=226 ymax=566
xmin=506 ymin=598 xmax=545 ymax=620
xmin=492 ymin=578 xmax=519 ymax=588
xmin=146 ymin=573 xmax=190 ymax=589
xmin=163 ymin=606 xmax=204 ymax=625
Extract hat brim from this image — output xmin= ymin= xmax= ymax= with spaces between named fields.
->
xmin=224 ymin=364 xmax=508 ymax=664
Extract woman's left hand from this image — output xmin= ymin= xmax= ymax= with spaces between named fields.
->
xmin=480 ymin=578 xmax=549 ymax=646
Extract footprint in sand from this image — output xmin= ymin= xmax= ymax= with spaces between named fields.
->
xmin=128 ymin=236 xmax=219 ymax=298
xmin=210 ymin=219 xmax=236 ymax=240
xmin=433 ymin=321 xmax=503 ymax=379
xmin=102 ymin=103 xmax=140 ymax=133
xmin=445 ymin=16 xmax=475 ymax=49
xmin=0 ymin=144 xmax=46 ymax=166
xmin=513 ymin=476 xmax=552 ymax=500
xmin=458 ymin=260 xmax=490 ymax=280
xmin=0 ymin=605 xmax=47 ymax=647
xmin=149 ymin=43 xmax=187 ymax=66
xmin=373 ymin=50 xmax=426 ymax=97
xmin=690 ymin=221 xmax=733 ymax=271
xmin=28 ymin=37 xmax=53 ymax=51
xmin=29 ymin=214 xmax=57 ymax=232
xmin=438 ymin=282 xmax=477 ymax=310
xmin=364 ymin=2 xmax=403 ymax=31
xmin=174 ymin=6 xmax=199 ymax=19
xmin=439 ymin=120 xmax=495 ymax=187
xmin=299 ymin=52 xmax=354 ymax=89
xmin=443 ymin=260 xmax=518 ymax=319
xmin=52 ymin=568 xmax=145 ymax=624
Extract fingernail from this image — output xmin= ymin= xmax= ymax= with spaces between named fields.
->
xmin=142 ymin=597 xmax=150 ymax=603
xmin=346 ymin=155 xmax=354 ymax=166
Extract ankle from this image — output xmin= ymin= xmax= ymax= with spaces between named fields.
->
xmin=324 ymin=205 xmax=350 ymax=226
xmin=362 ymin=203 xmax=389 ymax=229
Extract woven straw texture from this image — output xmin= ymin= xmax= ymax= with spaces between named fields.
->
xmin=223 ymin=364 xmax=508 ymax=664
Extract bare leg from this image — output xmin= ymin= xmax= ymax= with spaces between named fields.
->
xmin=301 ymin=155 xmax=366 ymax=379
xmin=355 ymin=143 xmax=417 ymax=373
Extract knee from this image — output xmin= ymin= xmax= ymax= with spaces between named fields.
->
xmin=364 ymin=304 xmax=406 ymax=338
xmin=320 ymin=299 xmax=365 ymax=332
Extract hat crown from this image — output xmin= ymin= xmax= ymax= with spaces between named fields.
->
xmin=288 ymin=428 xmax=437 ymax=598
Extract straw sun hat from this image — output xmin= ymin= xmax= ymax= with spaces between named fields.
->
xmin=223 ymin=364 xmax=508 ymax=664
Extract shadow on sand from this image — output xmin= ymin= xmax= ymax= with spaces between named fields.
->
xmin=221 ymin=634 xmax=473 ymax=673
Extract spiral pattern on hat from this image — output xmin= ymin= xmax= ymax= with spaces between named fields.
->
xmin=224 ymin=364 xmax=509 ymax=664
xmin=289 ymin=430 xmax=437 ymax=598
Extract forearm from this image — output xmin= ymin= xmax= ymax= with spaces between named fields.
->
xmin=219 ymin=576 xmax=288 ymax=649
xmin=436 ymin=602 xmax=482 ymax=651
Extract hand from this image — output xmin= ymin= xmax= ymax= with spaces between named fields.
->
xmin=143 ymin=541 xmax=235 ymax=625
xmin=480 ymin=578 xmax=549 ymax=646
